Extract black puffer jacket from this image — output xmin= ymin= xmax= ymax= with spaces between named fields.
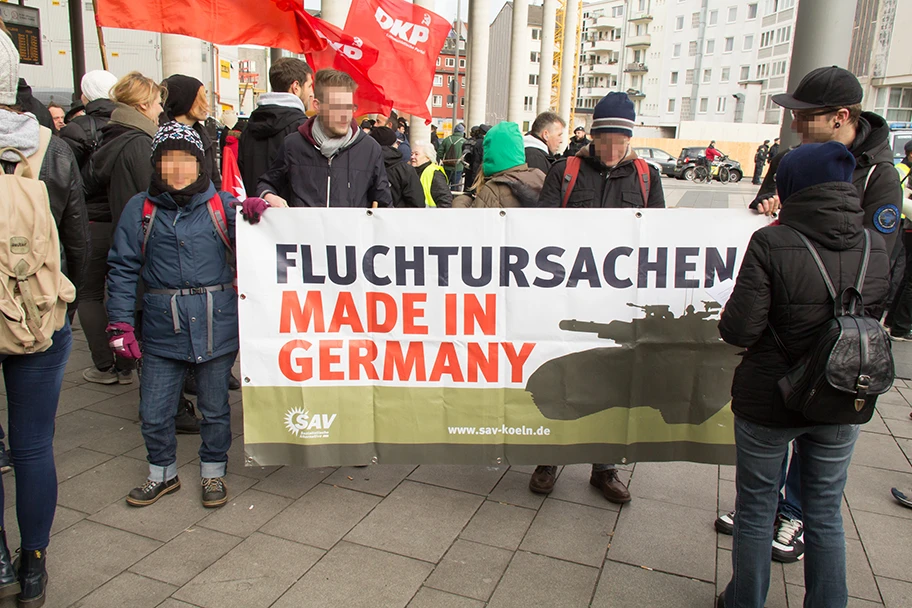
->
xmin=536 ymin=149 xmax=665 ymax=208
xmin=257 ymin=117 xmax=392 ymax=208
xmin=83 ymin=104 xmax=157 ymax=225
xmin=751 ymin=113 xmax=902 ymax=252
xmin=195 ymin=122 xmax=221 ymax=190
xmin=720 ymin=182 xmax=891 ymax=427
xmin=238 ymin=103 xmax=306 ymax=194
xmin=58 ymin=98 xmax=116 ymax=168
xmin=381 ymin=146 xmax=424 ymax=208
xmin=1 ymin=129 xmax=90 ymax=294
xmin=564 ymin=136 xmax=591 ymax=158
xmin=16 ymin=79 xmax=54 ymax=132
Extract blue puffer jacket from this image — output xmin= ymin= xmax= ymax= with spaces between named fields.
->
xmin=107 ymin=183 xmax=239 ymax=363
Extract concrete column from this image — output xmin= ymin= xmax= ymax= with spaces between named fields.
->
xmin=779 ymin=0 xmax=856 ymax=147
xmin=161 ymin=34 xmax=203 ymax=80
xmin=558 ymin=0 xmax=580 ymax=131
xmin=321 ymin=0 xmax=353 ymax=28
xmin=466 ymin=0 xmax=490 ymax=128
xmin=409 ymin=0 xmax=434 ymax=150
xmin=507 ymin=0 xmax=530 ymax=122
xmin=537 ymin=0 xmax=557 ymax=114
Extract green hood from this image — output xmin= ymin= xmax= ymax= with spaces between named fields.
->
xmin=483 ymin=122 xmax=526 ymax=176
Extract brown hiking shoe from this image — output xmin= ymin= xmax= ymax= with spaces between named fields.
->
xmin=529 ymin=465 xmax=558 ymax=494
xmin=590 ymin=469 xmax=631 ymax=504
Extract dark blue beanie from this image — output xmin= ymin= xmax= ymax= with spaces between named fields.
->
xmin=591 ymin=92 xmax=635 ymax=137
xmin=776 ymin=141 xmax=856 ymax=202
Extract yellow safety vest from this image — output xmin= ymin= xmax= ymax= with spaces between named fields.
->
xmin=420 ymin=164 xmax=447 ymax=208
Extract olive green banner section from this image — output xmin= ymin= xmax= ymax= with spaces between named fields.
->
xmin=242 ymin=385 xmax=735 ymax=466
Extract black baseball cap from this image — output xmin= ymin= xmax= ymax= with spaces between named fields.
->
xmin=574 ymin=126 xmax=585 ymax=133
xmin=772 ymin=66 xmax=863 ymax=110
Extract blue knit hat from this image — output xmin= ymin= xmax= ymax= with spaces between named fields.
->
xmin=591 ymin=92 xmax=636 ymax=137
xmin=776 ymin=141 xmax=856 ymax=202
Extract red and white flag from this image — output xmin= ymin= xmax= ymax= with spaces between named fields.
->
xmin=221 ymin=145 xmax=246 ymax=202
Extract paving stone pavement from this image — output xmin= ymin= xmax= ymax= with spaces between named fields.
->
xmin=1 ymin=326 xmax=911 ymax=607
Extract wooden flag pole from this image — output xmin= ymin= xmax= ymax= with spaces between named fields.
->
xmin=91 ymin=0 xmax=109 ymax=71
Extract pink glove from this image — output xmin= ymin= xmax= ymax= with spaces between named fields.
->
xmin=240 ymin=197 xmax=269 ymax=224
xmin=107 ymin=322 xmax=142 ymax=360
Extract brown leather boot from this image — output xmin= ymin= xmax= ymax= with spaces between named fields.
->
xmin=529 ymin=465 xmax=558 ymax=494
xmin=590 ymin=469 xmax=631 ymax=504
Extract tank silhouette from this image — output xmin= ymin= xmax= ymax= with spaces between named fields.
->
xmin=525 ymin=302 xmax=739 ymax=425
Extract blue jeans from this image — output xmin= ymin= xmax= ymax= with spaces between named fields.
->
xmin=139 ymin=351 xmax=236 ymax=482
xmin=724 ymin=416 xmax=859 ymax=608
xmin=0 ymin=323 xmax=72 ymax=550
xmin=779 ymin=443 xmax=802 ymax=521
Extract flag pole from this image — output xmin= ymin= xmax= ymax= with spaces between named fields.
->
xmin=451 ymin=0 xmax=461 ymax=132
xmin=91 ymin=0 xmax=109 ymax=71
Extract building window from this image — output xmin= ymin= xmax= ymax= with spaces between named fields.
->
xmin=638 ymin=0 xmax=646 ymax=10
xmin=636 ymin=23 xmax=647 ymax=35
xmin=531 ymin=28 xmax=541 ymax=40
xmin=717 ymin=97 xmax=727 ymax=113
xmin=740 ymin=65 xmax=750 ymax=81
xmin=433 ymin=95 xmax=442 ymax=107
xmin=748 ymin=3 xmax=758 ymax=19
xmin=743 ymin=35 xmax=754 ymax=51
xmin=709 ymin=10 xmax=718 ymax=25
xmin=703 ymin=69 xmax=712 ymax=83
xmin=689 ymin=41 xmax=698 ymax=56
xmin=673 ymin=43 xmax=681 ymax=58
xmin=692 ymin=12 xmax=700 ymax=28
xmin=670 ymin=71 xmax=679 ymax=85
xmin=531 ymin=51 xmax=540 ymax=63
xmin=523 ymin=96 xmax=534 ymax=112
xmin=612 ymin=5 xmax=624 ymax=17
xmin=436 ymin=58 xmax=440 ymax=67
xmin=699 ymin=98 xmax=709 ymax=113
xmin=721 ymin=67 xmax=730 ymax=82
xmin=445 ymin=57 xmax=455 ymax=67
xmin=447 ymin=96 xmax=454 ymax=108
xmin=728 ymin=6 xmax=737 ymax=22
xmin=685 ymin=69 xmax=694 ymax=84
xmin=433 ymin=75 xmax=443 ymax=87
xmin=668 ymin=98 xmax=676 ymax=113
xmin=460 ymin=97 xmax=465 ymax=107
xmin=675 ymin=15 xmax=684 ymax=30
xmin=461 ymin=77 xmax=466 ymax=87
xmin=705 ymin=39 xmax=715 ymax=55
xmin=529 ymin=74 xmax=539 ymax=85
xmin=874 ymin=87 xmax=912 ymax=121
xmin=459 ymin=59 xmax=466 ymax=68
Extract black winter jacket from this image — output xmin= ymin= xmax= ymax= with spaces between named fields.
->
xmin=415 ymin=161 xmax=453 ymax=208
xmin=83 ymin=105 xmax=157 ymax=225
xmin=381 ymin=146 xmax=425 ymax=208
xmin=238 ymin=103 xmax=306 ymax=194
xmin=59 ymin=99 xmax=116 ymax=168
xmin=196 ymin=122 xmax=221 ymax=190
xmin=16 ymin=79 xmax=54 ymax=132
xmin=720 ymin=182 xmax=891 ymax=427
xmin=536 ymin=150 xmax=665 ymax=208
xmin=1 ymin=133 xmax=90 ymax=294
xmin=524 ymin=135 xmax=556 ymax=174
xmin=564 ymin=136 xmax=591 ymax=158
xmin=257 ymin=117 xmax=392 ymax=208
xmin=751 ymin=113 xmax=902 ymax=253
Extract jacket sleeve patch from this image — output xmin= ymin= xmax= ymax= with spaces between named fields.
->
xmin=874 ymin=204 xmax=900 ymax=234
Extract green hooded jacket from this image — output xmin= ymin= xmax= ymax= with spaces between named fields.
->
xmin=483 ymin=122 xmax=526 ymax=177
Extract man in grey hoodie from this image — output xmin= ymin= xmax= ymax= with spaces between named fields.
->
xmin=238 ymin=57 xmax=313 ymax=193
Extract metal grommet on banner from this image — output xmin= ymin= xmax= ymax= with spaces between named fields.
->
xmin=499 ymin=210 xmax=506 ymax=217
xmin=496 ymin=457 xmax=502 ymax=464
xmin=370 ymin=456 xmax=378 ymax=464
xmin=635 ymin=212 xmax=643 ymax=219
xmin=244 ymin=377 xmax=250 ymax=383
xmin=239 ymin=293 xmax=246 ymax=300
xmin=366 ymin=210 xmax=373 ymax=217
xmin=621 ymin=457 xmax=628 ymax=464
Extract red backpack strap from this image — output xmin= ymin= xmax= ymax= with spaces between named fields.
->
xmin=561 ymin=157 xmax=582 ymax=208
xmin=633 ymin=158 xmax=651 ymax=207
xmin=141 ymin=199 xmax=157 ymax=257
xmin=206 ymin=194 xmax=234 ymax=255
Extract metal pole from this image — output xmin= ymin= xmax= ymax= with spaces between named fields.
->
xmin=452 ymin=0 xmax=461 ymax=130
xmin=466 ymin=0 xmax=489 ymax=128
xmin=507 ymin=0 xmax=529 ymax=123
xmin=68 ymin=0 xmax=86 ymax=99
xmin=409 ymin=0 xmax=434 ymax=149
xmin=537 ymin=0 xmax=557 ymax=114
xmin=91 ymin=0 xmax=109 ymax=71
xmin=558 ymin=0 xmax=579 ymax=129
xmin=779 ymin=0 xmax=856 ymax=148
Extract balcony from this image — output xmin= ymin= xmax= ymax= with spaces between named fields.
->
xmin=593 ymin=16 xmax=622 ymax=30
xmin=588 ymin=39 xmax=620 ymax=53
xmin=624 ymin=62 xmax=648 ymax=74
xmin=583 ymin=63 xmax=616 ymax=76
xmin=626 ymin=89 xmax=646 ymax=99
xmin=580 ymin=87 xmax=613 ymax=98
xmin=629 ymin=12 xmax=653 ymax=23
xmin=626 ymin=34 xmax=651 ymax=48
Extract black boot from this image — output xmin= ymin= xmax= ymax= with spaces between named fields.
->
xmin=174 ymin=397 xmax=200 ymax=435
xmin=16 ymin=548 xmax=46 ymax=607
xmin=0 ymin=530 xmax=19 ymax=599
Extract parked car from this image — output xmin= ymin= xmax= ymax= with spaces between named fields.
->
xmin=674 ymin=146 xmax=743 ymax=182
xmin=633 ymin=147 xmax=677 ymax=177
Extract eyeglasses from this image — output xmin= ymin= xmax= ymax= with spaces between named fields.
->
xmin=790 ymin=108 xmax=837 ymax=122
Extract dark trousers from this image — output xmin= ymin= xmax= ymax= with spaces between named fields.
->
xmin=887 ymin=231 xmax=912 ymax=332
xmin=752 ymin=161 xmax=765 ymax=184
xmin=0 ymin=323 xmax=72 ymax=550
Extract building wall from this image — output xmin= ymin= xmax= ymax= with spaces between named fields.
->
xmin=485 ymin=2 xmax=542 ymax=130
xmin=867 ymin=0 xmax=912 ymax=123
xmin=431 ymin=49 xmax=467 ymax=131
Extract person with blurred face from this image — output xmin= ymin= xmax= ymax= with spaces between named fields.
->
xmin=524 ymin=111 xmax=565 ymax=173
xmin=47 ymin=102 xmax=65 ymax=131
xmin=530 ymin=92 xmax=664 ymax=505
xmin=410 ymin=141 xmax=452 ymax=208
xmin=257 ymin=69 xmax=391 ymax=208
xmin=162 ymin=75 xmax=221 ymax=189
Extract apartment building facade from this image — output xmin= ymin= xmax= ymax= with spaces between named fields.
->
xmin=485 ymin=2 xmax=544 ymax=130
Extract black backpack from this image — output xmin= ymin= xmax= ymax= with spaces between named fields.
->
xmin=771 ymin=228 xmax=894 ymax=424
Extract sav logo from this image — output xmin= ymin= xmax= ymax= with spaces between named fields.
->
xmin=375 ymin=7 xmax=430 ymax=47
xmin=284 ymin=407 xmax=337 ymax=439
xmin=315 ymin=28 xmax=364 ymax=61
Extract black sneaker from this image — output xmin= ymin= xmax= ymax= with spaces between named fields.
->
xmin=228 ymin=373 xmax=241 ymax=391
xmin=771 ymin=514 xmax=804 ymax=563
xmin=715 ymin=510 xmax=735 ymax=535
xmin=175 ymin=397 xmax=200 ymax=435
xmin=891 ymin=487 xmax=912 ymax=509
xmin=126 ymin=476 xmax=181 ymax=507
xmin=891 ymin=330 xmax=912 ymax=342
xmin=0 ymin=442 xmax=10 ymax=475
xmin=201 ymin=477 xmax=228 ymax=508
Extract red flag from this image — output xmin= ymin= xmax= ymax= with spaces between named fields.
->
xmin=344 ymin=0 xmax=452 ymax=121
xmin=221 ymin=145 xmax=246 ymax=202
xmin=95 ymin=0 xmax=324 ymax=53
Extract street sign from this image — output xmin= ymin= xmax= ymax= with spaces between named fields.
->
xmin=0 ymin=3 xmax=41 ymax=66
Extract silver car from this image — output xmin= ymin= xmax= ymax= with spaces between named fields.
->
xmin=634 ymin=147 xmax=677 ymax=177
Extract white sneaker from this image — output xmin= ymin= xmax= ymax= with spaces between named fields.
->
xmin=82 ymin=367 xmax=118 ymax=385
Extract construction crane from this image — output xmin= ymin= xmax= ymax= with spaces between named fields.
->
xmin=550 ymin=0 xmax=583 ymax=126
